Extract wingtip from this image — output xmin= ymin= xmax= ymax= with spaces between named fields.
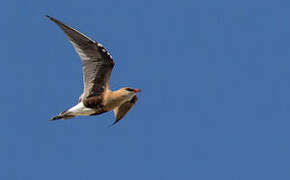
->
xmin=108 ymin=121 xmax=118 ymax=128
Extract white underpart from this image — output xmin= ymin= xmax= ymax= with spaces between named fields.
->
xmin=67 ymin=102 xmax=95 ymax=116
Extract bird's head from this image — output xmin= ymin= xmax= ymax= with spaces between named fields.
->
xmin=119 ymin=87 xmax=141 ymax=98
xmin=122 ymin=87 xmax=141 ymax=94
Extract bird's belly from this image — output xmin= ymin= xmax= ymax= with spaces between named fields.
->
xmin=67 ymin=102 xmax=96 ymax=116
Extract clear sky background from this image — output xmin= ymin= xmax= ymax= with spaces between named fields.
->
xmin=2 ymin=0 xmax=290 ymax=179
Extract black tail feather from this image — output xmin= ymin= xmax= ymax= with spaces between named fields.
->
xmin=50 ymin=115 xmax=62 ymax=121
xmin=50 ymin=111 xmax=75 ymax=121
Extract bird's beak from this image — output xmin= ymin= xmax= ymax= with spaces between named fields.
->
xmin=133 ymin=89 xmax=142 ymax=93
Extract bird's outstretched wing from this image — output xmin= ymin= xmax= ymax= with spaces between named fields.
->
xmin=46 ymin=15 xmax=114 ymax=99
xmin=112 ymin=95 xmax=138 ymax=126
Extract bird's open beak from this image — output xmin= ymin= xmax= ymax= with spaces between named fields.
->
xmin=134 ymin=89 xmax=142 ymax=93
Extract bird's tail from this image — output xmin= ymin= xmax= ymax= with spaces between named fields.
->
xmin=50 ymin=110 xmax=75 ymax=121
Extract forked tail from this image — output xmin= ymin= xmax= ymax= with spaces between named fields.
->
xmin=50 ymin=110 xmax=75 ymax=120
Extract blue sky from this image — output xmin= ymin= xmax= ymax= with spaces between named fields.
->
xmin=2 ymin=0 xmax=290 ymax=179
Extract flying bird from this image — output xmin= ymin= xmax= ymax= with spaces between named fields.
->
xmin=47 ymin=16 xmax=141 ymax=125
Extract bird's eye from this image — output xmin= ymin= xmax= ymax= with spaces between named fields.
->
xmin=126 ymin=88 xmax=134 ymax=92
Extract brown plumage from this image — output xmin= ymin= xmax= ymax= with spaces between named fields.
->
xmin=112 ymin=95 xmax=138 ymax=125
xmin=47 ymin=16 xmax=141 ymax=125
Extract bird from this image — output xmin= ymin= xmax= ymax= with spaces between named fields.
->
xmin=46 ymin=15 xmax=141 ymax=125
